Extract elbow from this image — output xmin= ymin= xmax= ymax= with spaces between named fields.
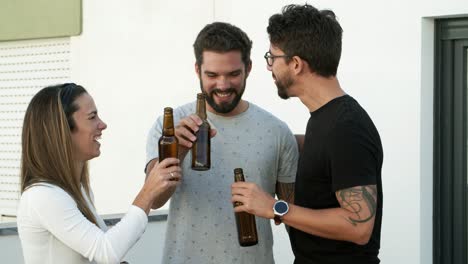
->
xmin=353 ymin=229 xmax=372 ymax=245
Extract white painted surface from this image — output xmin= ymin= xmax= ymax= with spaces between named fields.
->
xmin=0 ymin=38 xmax=71 ymax=217
xmin=0 ymin=215 xmax=293 ymax=264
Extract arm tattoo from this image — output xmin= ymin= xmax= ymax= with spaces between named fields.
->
xmin=337 ymin=185 xmax=377 ymax=226
xmin=276 ymin=182 xmax=295 ymax=203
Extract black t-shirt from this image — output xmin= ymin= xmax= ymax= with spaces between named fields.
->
xmin=290 ymin=95 xmax=383 ymax=264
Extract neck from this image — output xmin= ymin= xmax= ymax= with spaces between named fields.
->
xmin=75 ymin=161 xmax=84 ymax=184
xmin=206 ymin=99 xmax=249 ymax=117
xmin=296 ymin=74 xmax=345 ymax=112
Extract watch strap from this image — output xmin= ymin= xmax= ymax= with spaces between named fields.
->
xmin=274 ymin=215 xmax=282 ymax=225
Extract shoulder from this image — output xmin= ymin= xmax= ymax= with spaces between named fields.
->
xmin=336 ymin=96 xmax=369 ymax=121
xmin=175 ymin=101 xmax=196 ymax=112
xmin=172 ymin=102 xmax=196 ymax=118
xmin=328 ymin=97 xmax=382 ymax=149
xmin=21 ymin=184 xmax=75 ymax=207
xmin=248 ymin=103 xmax=291 ymax=132
xmin=153 ymin=101 xmax=196 ymax=124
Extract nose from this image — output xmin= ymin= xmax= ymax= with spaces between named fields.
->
xmin=99 ymin=119 xmax=107 ymax=130
xmin=216 ymin=76 xmax=230 ymax=89
xmin=266 ymin=64 xmax=273 ymax=71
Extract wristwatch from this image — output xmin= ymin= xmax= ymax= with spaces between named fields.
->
xmin=273 ymin=200 xmax=289 ymax=225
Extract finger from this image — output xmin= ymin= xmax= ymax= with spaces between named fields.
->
xmin=175 ymin=126 xmax=197 ymax=142
xmin=176 ymin=135 xmax=194 ymax=148
xmin=169 ymin=172 xmax=182 ymax=182
xmin=167 ymin=166 xmax=182 ymax=174
xmin=179 ymin=116 xmax=201 ymax=133
xmin=167 ymin=180 xmax=181 ymax=187
xmin=162 ymin=167 xmax=182 ymax=180
xmin=158 ymin=158 xmax=180 ymax=168
xmin=188 ymin=114 xmax=203 ymax=126
xmin=233 ymin=204 xmax=249 ymax=213
xmin=231 ymin=181 xmax=250 ymax=189
xmin=231 ymin=194 xmax=247 ymax=204
xmin=168 ymin=169 xmax=182 ymax=178
xmin=231 ymin=187 xmax=248 ymax=196
xmin=146 ymin=159 xmax=159 ymax=175
xmin=210 ymin=128 xmax=217 ymax=138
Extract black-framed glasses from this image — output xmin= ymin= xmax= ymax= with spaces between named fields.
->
xmin=264 ymin=51 xmax=289 ymax=66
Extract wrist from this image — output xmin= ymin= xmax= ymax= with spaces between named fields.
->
xmin=273 ymin=200 xmax=290 ymax=225
xmin=133 ymin=187 xmax=153 ymax=214
xmin=268 ymin=198 xmax=276 ymax=219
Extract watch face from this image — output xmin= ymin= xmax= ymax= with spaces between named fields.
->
xmin=274 ymin=201 xmax=288 ymax=214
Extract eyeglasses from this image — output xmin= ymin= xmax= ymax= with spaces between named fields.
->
xmin=264 ymin=51 xmax=289 ymax=66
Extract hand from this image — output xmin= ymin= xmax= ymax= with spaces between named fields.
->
xmin=139 ymin=158 xmax=182 ymax=211
xmin=231 ymin=182 xmax=276 ymax=219
xmin=175 ymin=114 xmax=217 ymax=160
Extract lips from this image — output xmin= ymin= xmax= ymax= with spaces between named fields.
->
xmin=212 ymin=89 xmax=235 ymax=102
xmin=93 ymin=134 xmax=102 ymax=145
xmin=215 ymin=90 xmax=232 ymax=98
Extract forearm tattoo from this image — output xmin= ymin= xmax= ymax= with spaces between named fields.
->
xmin=337 ymin=185 xmax=377 ymax=226
xmin=276 ymin=182 xmax=295 ymax=203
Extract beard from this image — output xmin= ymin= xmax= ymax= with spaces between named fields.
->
xmin=200 ymin=78 xmax=246 ymax=114
xmin=274 ymin=73 xmax=293 ymax=100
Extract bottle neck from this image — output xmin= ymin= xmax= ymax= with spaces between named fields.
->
xmin=234 ymin=173 xmax=245 ymax=182
xmin=162 ymin=114 xmax=175 ymax=136
xmin=196 ymin=98 xmax=207 ymax=120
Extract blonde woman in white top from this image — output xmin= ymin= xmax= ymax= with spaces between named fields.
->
xmin=17 ymin=83 xmax=182 ymax=264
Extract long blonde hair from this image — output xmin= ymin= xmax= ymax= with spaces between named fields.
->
xmin=21 ymin=84 xmax=97 ymax=225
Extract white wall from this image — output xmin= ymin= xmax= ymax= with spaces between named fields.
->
xmin=0 ymin=215 xmax=167 ymax=264
xmin=0 ymin=217 xmax=292 ymax=263
xmin=66 ymin=0 xmax=468 ymax=263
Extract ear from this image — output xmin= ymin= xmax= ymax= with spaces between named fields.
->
xmin=195 ymin=63 xmax=201 ymax=78
xmin=245 ymin=60 xmax=252 ymax=77
xmin=291 ymin=56 xmax=308 ymax=75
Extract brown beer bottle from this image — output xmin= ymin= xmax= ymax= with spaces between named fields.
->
xmin=158 ymin=107 xmax=178 ymax=162
xmin=191 ymin=93 xmax=211 ymax=171
xmin=233 ymin=168 xmax=258 ymax=247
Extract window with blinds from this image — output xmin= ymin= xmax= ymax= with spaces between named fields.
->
xmin=0 ymin=38 xmax=71 ymax=222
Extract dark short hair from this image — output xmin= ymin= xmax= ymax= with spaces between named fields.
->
xmin=267 ymin=4 xmax=343 ymax=77
xmin=193 ymin=22 xmax=252 ymax=68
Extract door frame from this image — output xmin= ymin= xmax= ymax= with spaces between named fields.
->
xmin=434 ymin=18 xmax=468 ymax=264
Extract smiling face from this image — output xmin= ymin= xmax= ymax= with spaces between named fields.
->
xmin=70 ymin=93 xmax=107 ymax=162
xmin=196 ymin=50 xmax=251 ymax=116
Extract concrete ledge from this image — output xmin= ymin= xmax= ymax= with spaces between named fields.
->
xmin=0 ymin=209 xmax=168 ymax=236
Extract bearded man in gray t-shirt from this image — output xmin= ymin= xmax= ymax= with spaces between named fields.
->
xmin=145 ymin=22 xmax=298 ymax=264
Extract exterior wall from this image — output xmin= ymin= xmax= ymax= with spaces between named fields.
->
xmin=0 ymin=215 xmax=167 ymax=264
xmin=2 ymin=0 xmax=468 ymax=263
xmin=0 ymin=215 xmax=292 ymax=263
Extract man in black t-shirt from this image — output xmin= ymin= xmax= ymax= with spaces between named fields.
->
xmin=231 ymin=4 xmax=383 ymax=264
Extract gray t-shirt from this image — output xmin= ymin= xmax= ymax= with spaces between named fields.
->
xmin=146 ymin=101 xmax=298 ymax=264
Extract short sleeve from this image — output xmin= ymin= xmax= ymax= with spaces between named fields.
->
xmin=277 ymin=123 xmax=299 ymax=183
xmin=145 ymin=104 xmax=194 ymax=172
xmin=328 ymin=122 xmax=379 ymax=192
xmin=145 ymin=115 xmax=164 ymax=169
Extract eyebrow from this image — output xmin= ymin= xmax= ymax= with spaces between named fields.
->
xmin=87 ymin=110 xmax=97 ymax=116
xmin=204 ymin=69 xmax=242 ymax=75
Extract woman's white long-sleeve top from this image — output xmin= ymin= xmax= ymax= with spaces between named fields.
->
xmin=17 ymin=183 xmax=148 ymax=264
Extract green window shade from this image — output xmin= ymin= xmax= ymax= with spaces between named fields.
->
xmin=0 ymin=0 xmax=82 ymax=41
